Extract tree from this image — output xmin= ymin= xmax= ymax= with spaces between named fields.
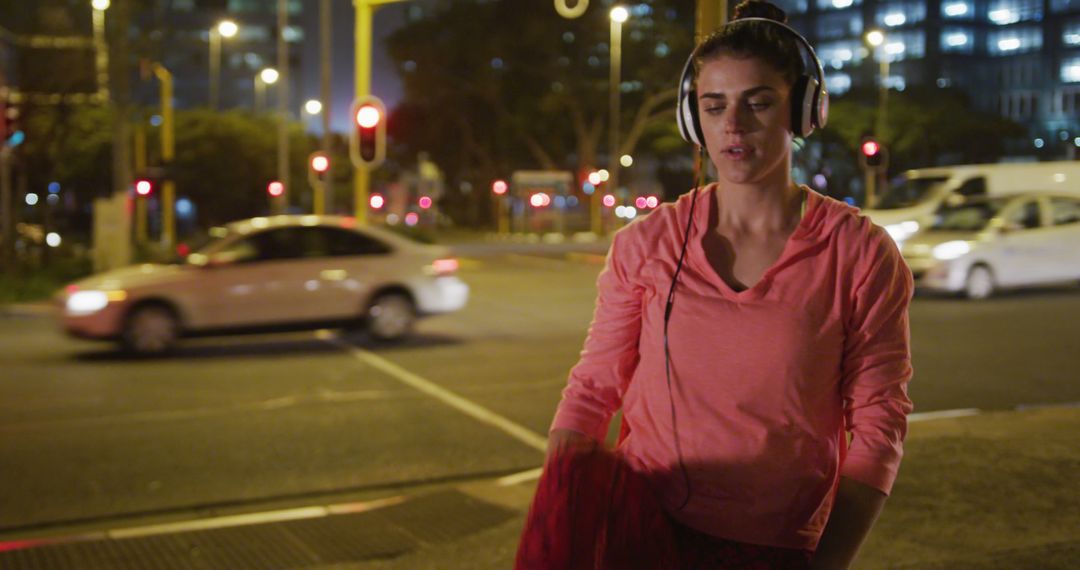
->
xmin=385 ymin=0 xmax=695 ymax=223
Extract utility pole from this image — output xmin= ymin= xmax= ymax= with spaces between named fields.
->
xmin=276 ymin=0 xmax=290 ymax=215
xmin=697 ymin=0 xmax=728 ymax=42
xmin=154 ymin=64 xmax=176 ymax=249
xmin=320 ymin=0 xmax=333 ymax=215
xmin=109 ymin=0 xmax=133 ymax=268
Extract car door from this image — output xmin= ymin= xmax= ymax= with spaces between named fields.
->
xmin=1046 ymin=196 xmax=1080 ymax=281
xmin=992 ymin=198 xmax=1054 ymax=287
xmin=191 ymin=228 xmax=311 ymax=328
xmin=302 ymin=227 xmax=396 ymax=320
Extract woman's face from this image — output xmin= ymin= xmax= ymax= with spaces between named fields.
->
xmin=696 ymin=55 xmax=794 ymax=189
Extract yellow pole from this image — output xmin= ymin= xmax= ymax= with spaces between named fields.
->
xmin=134 ymin=121 xmax=148 ymax=244
xmin=154 ymin=64 xmax=176 ymax=250
xmin=696 ymin=0 xmax=728 ymax=41
xmin=353 ymin=0 xmax=406 ymax=225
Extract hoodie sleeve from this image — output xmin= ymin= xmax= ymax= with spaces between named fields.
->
xmin=550 ymin=226 xmax=645 ymax=442
xmin=839 ymin=223 xmax=915 ymax=495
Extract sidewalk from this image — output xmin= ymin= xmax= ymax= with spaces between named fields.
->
xmin=335 ymin=405 xmax=1080 ymax=570
xmin=2 ymin=407 xmax=1076 ymax=569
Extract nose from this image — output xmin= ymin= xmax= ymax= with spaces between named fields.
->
xmin=723 ymin=105 xmax=747 ymax=134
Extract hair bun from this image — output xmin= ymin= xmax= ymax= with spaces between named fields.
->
xmin=732 ymin=0 xmax=788 ymax=23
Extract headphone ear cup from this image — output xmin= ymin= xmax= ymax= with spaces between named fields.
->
xmin=790 ymin=75 xmax=813 ymax=138
xmin=677 ymin=57 xmax=704 ymax=147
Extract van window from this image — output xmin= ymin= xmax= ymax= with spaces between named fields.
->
xmin=1006 ymin=200 xmax=1042 ymax=230
xmin=1051 ymin=197 xmax=1080 ymax=225
xmin=877 ymin=176 xmax=949 ymax=209
xmin=955 ymin=177 xmax=987 ymax=198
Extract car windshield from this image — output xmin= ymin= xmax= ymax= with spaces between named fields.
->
xmin=877 ymin=176 xmax=949 ymax=209
xmin=930 ymin=198 xmax=1011 ymax=231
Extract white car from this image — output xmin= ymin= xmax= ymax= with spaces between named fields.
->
xmin=58 ymin=215 xmax=469 ymax=354
xmin=901 ymin=193 xmax=1080 ymax=299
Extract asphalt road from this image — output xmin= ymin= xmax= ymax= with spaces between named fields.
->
xmin=2 ymin=252 xmax=1079 ymax=536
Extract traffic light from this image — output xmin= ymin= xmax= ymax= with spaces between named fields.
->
xmin=267 ymin=181 xmax=284 ymax=197
xmin=861 ymin=137 xmax=887 ymax=169
xmin=349 ymin=96 xmax=387 ymax=168
xmin=492 ymin=179 xmax=508 ymax=195
xmin=134 ymin=178 xmax=154 ymax=197
xmin=2 ymin=102 xmax=23 ymax=147
xmin=308 ymin=152 xmax=331 ymax=191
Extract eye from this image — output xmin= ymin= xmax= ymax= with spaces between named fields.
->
xmin=747 ymin=101 xmax=772 ymax=111
xmin=704 ymin=105 xmax=726 ymax=115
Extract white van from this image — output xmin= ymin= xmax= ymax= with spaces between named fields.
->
xmin=863 ymin=161 xmax=1080 ymax=244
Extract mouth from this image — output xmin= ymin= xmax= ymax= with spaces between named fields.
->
xmin=722 ymin=144 xmax=752 ymax=159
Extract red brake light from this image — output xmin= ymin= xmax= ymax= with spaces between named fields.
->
xmin=432 ymin=258 xmax=459 ymax=275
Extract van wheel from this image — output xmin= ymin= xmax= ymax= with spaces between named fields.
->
xmin=965 ymin=265 xmax=996 ymax=300
xmin=367 ymin=293 xmax=415 ymax=341
xmin=122 ymin=304 xmax=179 ymax=355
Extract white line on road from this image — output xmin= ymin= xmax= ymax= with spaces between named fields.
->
xmin=908 ymin=408 xmax=981 ymax=422
xmin=326 ymin=337 xmax=549 ymax=453
xmin=496 ymin=467 xmax=544 ymax=486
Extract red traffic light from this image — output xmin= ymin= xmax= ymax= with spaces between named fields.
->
xmin=267 ymin=181 xmax=284 ymax=197
xmin=492 ymin=180 xmax=508 ymax=195
xmin=861 ymin=141 xmax=881 ymax=156
xmin=369 ymin=194 xmax=385 ymax=209
xmin=310 ymin=154 xmax=330 ymax=173
xmin=355 ymin=105 xmax=381 ymax=128
xmin=135 ymin=179 xmax=153 ymax=196
xmin=418 ymin=196 xmax=433 ymax=209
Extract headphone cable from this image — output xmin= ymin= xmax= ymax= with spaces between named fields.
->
xmin=664 ymin=146 xmax=705 ymax=511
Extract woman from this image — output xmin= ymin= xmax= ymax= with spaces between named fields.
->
xmin=516 ymin=1 xmax=914 ymax=569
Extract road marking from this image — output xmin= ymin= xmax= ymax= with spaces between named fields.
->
xmin=327 ymin=338 xmax=549 ymax=453
xmin=0 ymin=496 xmax=408 ymax=552
xmin=496 ymin=467 xmax=544 ymax=486
xmin=908 ymin=408 xmax=981 ymax=422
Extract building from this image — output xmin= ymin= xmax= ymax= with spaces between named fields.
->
xmin=777 ymin=0 xmax=1080 ymax=158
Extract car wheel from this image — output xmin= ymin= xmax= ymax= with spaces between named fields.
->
xmin=965 ymin=265 xmax=996 ymax=300
xmin=122 ymin=304 xmax=179 ymax=355
xmin=367 ymin=292 xmax=415 ymax=341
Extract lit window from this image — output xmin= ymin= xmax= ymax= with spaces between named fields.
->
xmin=942 ymin=1 xmax=970 ymax=17
xmin=816 ymin=0 xmax=862 ymax=11
xmin=946 ymin=33 xmax=968 ymax=46
xmin=876 ymin=2 xmax=927 ymax=27
xmin=987 ymin=0 xmax=1044 ymax=25
xmin=989 ymin=9 xmax=1020 ymax=24
xmin=825 ymin=72 xmax=852 ymax=95
xmin=998 ymin=38 xmax=1021 ymax=50
xmin=884 ymin=13 xmax=906 ymax=26
xmin=1062 ymin=62 xmax=1080 ymax=83
xmin=988 ymin=26 xmax=1042 ymax=55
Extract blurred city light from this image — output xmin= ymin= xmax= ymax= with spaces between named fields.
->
xmin=620 ymin=154 xmax=633 ymax=167
xmin=304 ymin=99 xmax=323 ymax=115
xmin=635 ymin=196 xmax=647 ymax=209
xmin=598 ymin=169 xmax=610 ymax=182
xmin=135 ymin=179 xmax=153 ymax=196
xmin=602 ymin=194 xmax=616 ymax=207
xmin=1034 ymin=138 xmax=1045 ymax=148
xmin=46 ymin=233 xmax=61 ymax=247
xmin=310 ymin=154 xmax=330 ymax=173
xmin=267 ymin=181 xmax=285 ymax=197
xmin=530 ymin=193 xmax=551 ymax=208
xmin=583 ymin=182 xmax=595 ymax=195
xmin=405 ymin=212 xmax=419 ymax=226
xmin=646 ymin=195 xmax=659 ymax=208
xmin=492 ymin=180 xmax=508 ymax=195
xmin=48 ymin=182 xmax=60 ymax=194
xmin=47 ymin=194 xmax=60 ymax=205
xmin=25 ymin=193 xmax=38 ymax=206
xmin=610 ymin=6 xmax=629 ymax=23
xmin=866 ymin=30 xmax=884 ymax=46
xmin=418 ymin=196 xmax=433 ymax=209
xmin=259 ymin=68 xmax=279 ymax=84
xmin=370 ymin=194 xmax=385 ymax=209
xmin=91 ymin=0 xmax=110 ymax=10
xmin=217 ymin=20 xmax=238 ymax=38
xmin=587 ymin=172 xmax=602 ymax=186
xmin=176 ymin=198 xmax=194 ymax=217
xmin=150 ymin=115 xmax=163 ymax=126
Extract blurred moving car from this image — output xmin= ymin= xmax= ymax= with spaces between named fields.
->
xmin=865 ymin=161 xmax=1080 ymax=247
xmin=58 ymin=215 xmax=469 ymax=354
xmin=901 ymin=193 xmax=1080 ymax=299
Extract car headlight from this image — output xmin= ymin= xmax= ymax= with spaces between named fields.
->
xmin=932 ymin=240 xmax=972 ymax=261
xmin=885 ymin=221 xmax=920 ymax=244
xmin=66 ymin=290 xmax=127 ymax=314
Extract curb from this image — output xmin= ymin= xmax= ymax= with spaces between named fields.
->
xmin=0 ymin=302 xmax=55 ymax=318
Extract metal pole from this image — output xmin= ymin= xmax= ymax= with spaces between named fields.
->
xmin=209 ymin=29 xmax=220 ymax=109
xmin=156 ymin=65 xmax=176 ymax=249
xmin=354 ymin=1 xmax=373 ymax=224
xmin=92 ymin=7 xmax=110 ymax=102
xmin=878 ymin=56 xmax=889 ymax=139
xmin=276 ymin=0 xmax=290 ymax=215
xmin=320 ymin=0 xmax=333 ymax=215
xmin=134 ymin=120 xmax=147 ymax=244
xmin=0 ymin=147 xmax=12 ymax=272
xmin=254 ymin=77 xmax=264 ymax=112
xmin=605 ymin=17 xmax=622 ymax=237
xmin=696 ymin=0 xmax=728 ymax=42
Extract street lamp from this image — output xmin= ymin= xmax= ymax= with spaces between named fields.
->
xmin=865 ymin=29 xmax=889 ymax=137
xmin=91 ymin=0 xmax=110 ymax=9
xmin=603 ymin=4 xmax=629 ymax=236
xmin=209 ymin=19 xmax=239 ymax=110
xmin=254 ymin=67 xmax=278 ymax=113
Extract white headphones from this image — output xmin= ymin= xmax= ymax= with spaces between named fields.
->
xmin=676 ymin=17 xmax=829 ymax=144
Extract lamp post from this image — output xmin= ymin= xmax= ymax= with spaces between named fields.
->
xmin=254 ymin=67 xmax=278 ymax=113
xmin=90 ymin=0 xmax=110 ymax=102
xmin=865 ymin=29 xmax=890 ymax=208
xmin=209 ymin=20 xmax=238 ymax=110
xmin=603 ymin=5 xmax=629 ymax=236
xmin=302 ymin=98 xmax=323 ymax=129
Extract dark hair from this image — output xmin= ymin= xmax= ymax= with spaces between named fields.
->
xmin=694 ymin=0 xmax=804 ymax=87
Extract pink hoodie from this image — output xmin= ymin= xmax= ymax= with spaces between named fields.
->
xmin=551 ymin=184 xmax=914 ymax=550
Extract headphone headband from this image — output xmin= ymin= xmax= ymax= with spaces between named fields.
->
xmin=676 ymin=17 xmax=830 ymax=144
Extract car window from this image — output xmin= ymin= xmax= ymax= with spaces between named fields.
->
xmin=1006 ymin=200 xmax=1042 ymax=230
xmin=877 ymin=176 xmax=948 ymax=209
xmin=249 ymin=228 xmax=309 ymax=261
xmin=209 ymin=238 xmax=260 ymax=264
xmin=1050 ymin=197 xmax=1080 ymax=226
xmin=320 ymin=228 xmax=392 ymax=257
xmin=931 ymin=197 xmax=1009 ymax=231
xmin=955 ymin=177 xmax=987 ymax=198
